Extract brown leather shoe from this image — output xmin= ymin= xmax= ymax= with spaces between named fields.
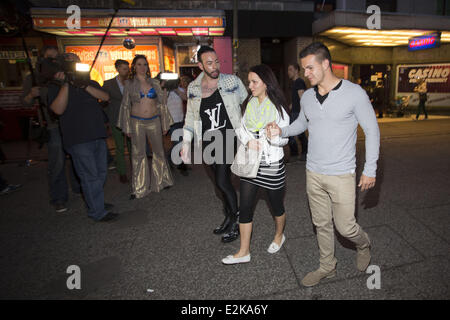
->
xmin=356 ymin=245 xmax=371 ymax=272
xmin=356 ymin=233 xmax=371 ymax=272
xmin=301 ymin=268 xmax=337 ymax=287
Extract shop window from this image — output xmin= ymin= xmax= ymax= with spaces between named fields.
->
xmin=437 ymin=0 xmax=450 ymax=15
xmin=177 ymin=45 xmax=200 ymax=65
xmin=366 ymin=0 xmax=397 ymax=12
xmin=314 ymin=0 xmax=336 ymax=12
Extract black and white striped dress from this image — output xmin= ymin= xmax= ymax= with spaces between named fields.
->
xmin=241 ymin=131 xmax=286 ymax=190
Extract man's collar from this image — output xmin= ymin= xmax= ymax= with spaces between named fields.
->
xmin=192 ymin=71 xmax=223 ymax=86
xmin=314 ymin=79 xmax=343 ymax=94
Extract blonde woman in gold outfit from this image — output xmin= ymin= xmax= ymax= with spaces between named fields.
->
xmin=117 ymin=55 xmax=174 ymax=199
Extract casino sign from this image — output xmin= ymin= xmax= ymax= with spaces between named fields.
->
xmin=408 ymin=32 xmax=441 ymax=51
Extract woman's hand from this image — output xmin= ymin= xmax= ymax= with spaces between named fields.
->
xmin=180 ymin=143 xmax=191 ymax=164
xmin=248 ymin=139 xmax=261 ymax=151
xmin=266 ymin=121 xmax=281 ymax=139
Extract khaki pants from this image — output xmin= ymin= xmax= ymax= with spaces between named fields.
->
xmin=130 ymin=117 xmax=174 ymax=198
xmin=306 ymin=169 xmax=370 ymax=272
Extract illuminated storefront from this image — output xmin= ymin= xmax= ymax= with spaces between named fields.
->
xmin=64 ymin=44 xmax=160 ymax=85
xmin=30 ymin=9 xmax=227 ymax=83
xmin=397 ymin=63 xmax=450 ymax=107
xmin=313 ymin=10 xmax=450 ymax=111
xmin=0 ymin=9 xmax=227 ymax=140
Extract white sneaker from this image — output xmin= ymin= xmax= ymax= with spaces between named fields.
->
xmin=267 ymin=234 xmax=286 ymax=254
xmin=222 ymin=254 xmax=251 ymax=265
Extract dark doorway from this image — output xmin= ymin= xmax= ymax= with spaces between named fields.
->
xmin=260 ymin=38 xmax=286 ymax=89
xmin=179 ymin=66 xmax=201 ymax=80
xmin=356 ymin=64 xmax=392 ymax=117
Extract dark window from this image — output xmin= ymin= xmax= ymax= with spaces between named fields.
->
xmin=366 ymin=0 xmax=397 ymax=12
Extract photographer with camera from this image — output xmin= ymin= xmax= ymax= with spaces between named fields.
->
xmin=48 ymin=53 xmax=118 ymax=222
xmin=21 ymin=46 xmax=81 ymax=213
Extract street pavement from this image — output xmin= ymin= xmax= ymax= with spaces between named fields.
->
xmin=0 ymin=116 xmax=449 ymax=300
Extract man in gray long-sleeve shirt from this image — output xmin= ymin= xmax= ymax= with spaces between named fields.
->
xmin=268 ymin=42 xmax=380 ymax=287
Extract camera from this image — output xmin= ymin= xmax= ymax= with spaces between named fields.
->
xmin=37 ymin=54 xmax=91 ymax=87
xmin=160 ymin=73 xmax=179 ymax=80
xmin=159 ymin=73 xmax=179 ymax=90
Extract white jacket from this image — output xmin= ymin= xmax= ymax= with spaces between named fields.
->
xmin=235 ymin=107 xmax=290 ymax=165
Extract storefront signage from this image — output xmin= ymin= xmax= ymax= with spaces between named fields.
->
xmin=33 ymin=17 xmax=224 ymax=29
xmin=32 ymin=15 xmax=225 ymax=36
xmin=408 ymin=32 xmax=441 ymax=51
xmin=396 ymin=63 xmax=450 ymax=107
xmin=0 ymin=51 xmax=26 ymax=60
xmin=65 ymin=45 xmax=160 ymax=86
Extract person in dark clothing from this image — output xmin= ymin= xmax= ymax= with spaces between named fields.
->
xmin=102 ymin=59 xmax=131 ymax=183
xmin=287 ymin=63 xmax=308 ymax=161
xmin=21 ymin=46 xmax=81 ymax=213
xmin=373 ymin=80 xmax=386 ymax=119
xmin=48 ymin=53 xmax=118 ymax=222
xmin=414 ymin=78 xmax=428 ymax=120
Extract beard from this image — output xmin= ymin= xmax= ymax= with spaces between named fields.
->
xmin=204 ymin=68 xmax=220 ymax=79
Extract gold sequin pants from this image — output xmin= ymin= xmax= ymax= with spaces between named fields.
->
xmin=130 ymin=116 xmax=174 ymax=198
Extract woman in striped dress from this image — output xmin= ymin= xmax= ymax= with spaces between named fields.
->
xmin=222 ymin=64 xmax=290 ymax=265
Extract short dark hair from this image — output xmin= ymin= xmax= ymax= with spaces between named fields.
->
xmin=115 ymin=59 xmax=129 ymax=69
xmin=196 ymin=45 xmax=215 ymax=63
xmin=288 ymin=63 xmax=300 ymax=71
xmin=40 ymin=45 xmax=58 ymax=57
xmin=299 ymin=42 xmax=332 ymax=68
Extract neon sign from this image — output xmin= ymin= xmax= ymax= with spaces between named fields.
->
xmin=408 ymin=32 xmax=441 ymax=51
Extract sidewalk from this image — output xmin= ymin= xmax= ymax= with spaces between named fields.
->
xmin=0 ymin=119 xmax=449 ymax=300
xmin=1 ymin=115 xmax=448 ymax=163
xmin=377 ymin=114 xmax=450 ymax=123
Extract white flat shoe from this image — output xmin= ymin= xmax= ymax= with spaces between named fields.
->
xmin=267 ymin=234 xmax=286 ymax=254
xmin=222 ymin=254 xmax=251 ymax=265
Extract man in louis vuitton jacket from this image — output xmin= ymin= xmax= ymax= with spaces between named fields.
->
xmin=181 ymin=46 xmax=248 ymax=243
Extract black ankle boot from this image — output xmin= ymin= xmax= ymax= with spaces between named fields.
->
xmin=221 ymin=220 xmax=239 ymax=243
xmin=221 ymin=211 xmax=239 ymax=243
xmin=213 ymin=215 xmax=231 ymax=235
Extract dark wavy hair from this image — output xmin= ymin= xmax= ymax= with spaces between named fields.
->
xmin=243 ymin=64 xmax=287 ymax=119
xmin=130 ymin=54 xmax=151 ymax=80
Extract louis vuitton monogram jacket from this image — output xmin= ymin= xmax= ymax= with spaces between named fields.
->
xmin=182 ymin=72 xmax=248 ymax=146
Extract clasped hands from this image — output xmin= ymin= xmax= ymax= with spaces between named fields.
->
xmin=263 ymin=122 xmax=376 ymax=192
xmin=246 ymin=122 xmax=282 ymax=151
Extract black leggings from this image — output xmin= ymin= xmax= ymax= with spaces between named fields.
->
xmin=207 ymin=163 xmax=238 ymax=216
xmin=239 ymin=180 xmax=285 ymax=224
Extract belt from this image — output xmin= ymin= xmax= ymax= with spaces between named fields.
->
xmin=130 ymin=114 xmax=160 ymax=121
